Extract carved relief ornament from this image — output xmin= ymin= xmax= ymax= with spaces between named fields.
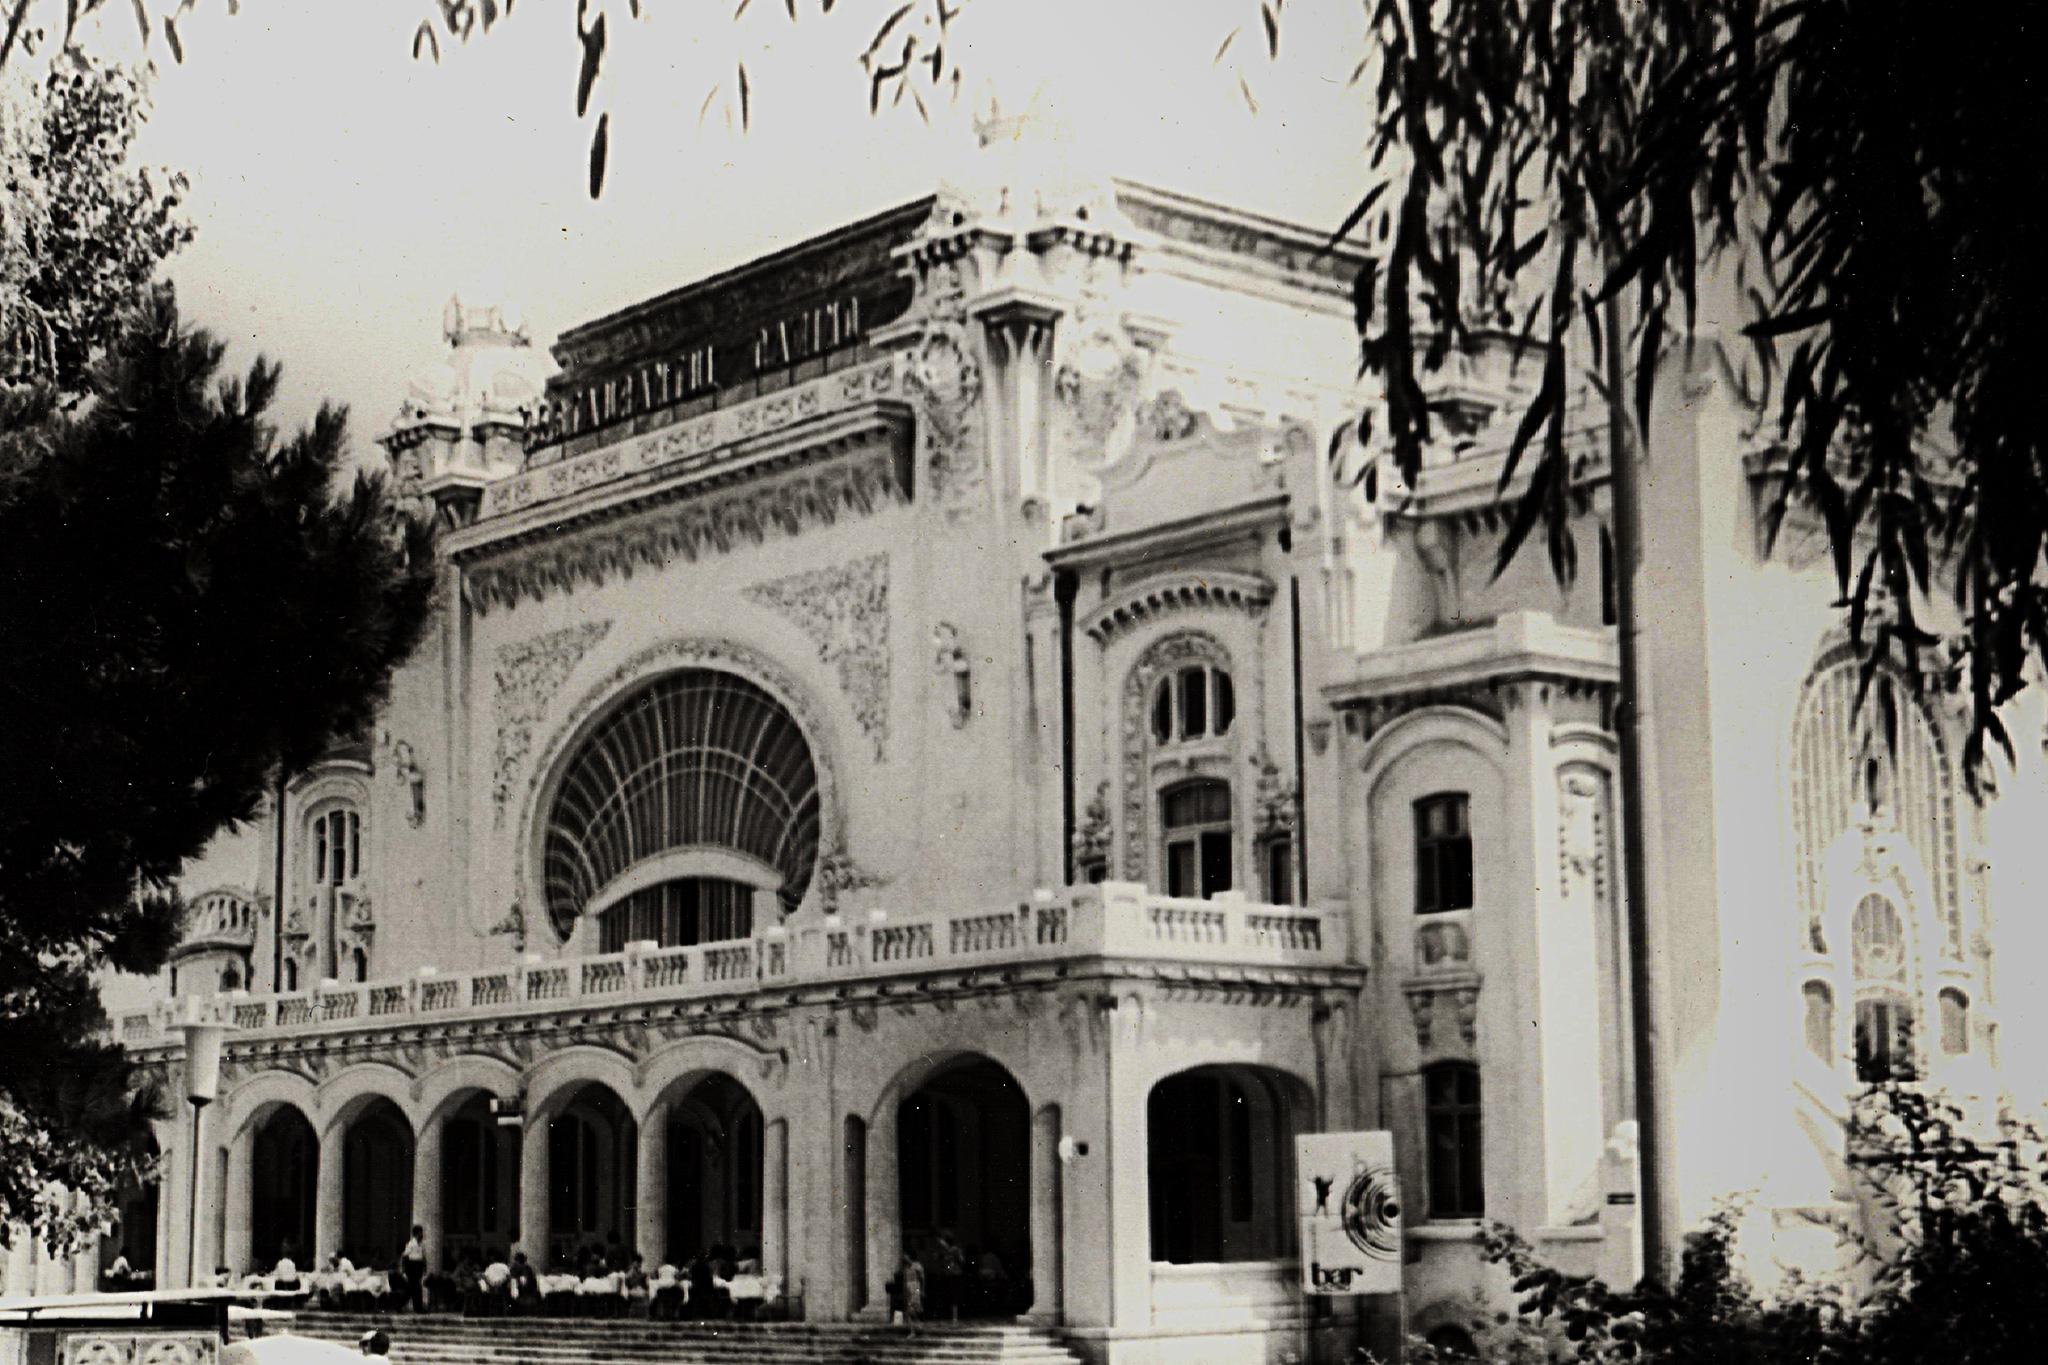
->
xmin=492 ymin=620 xmax=612 ymax=828
xmin=742 ymin=553 xmax=891 ymax=760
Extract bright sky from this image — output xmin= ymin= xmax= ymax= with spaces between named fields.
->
xmin=85 ymin=0 xmax=1377 ymax=463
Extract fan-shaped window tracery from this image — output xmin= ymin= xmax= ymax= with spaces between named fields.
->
xmin=543 ymin=670 xmax=819 ymax=944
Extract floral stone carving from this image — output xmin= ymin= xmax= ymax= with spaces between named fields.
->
xmin=492 ymin=619 xmax=612 ymax=827
xmin=743 ymin=553 xmax=891 ymax=760
xmin=901 ymin=264 xmax=986 ymax=509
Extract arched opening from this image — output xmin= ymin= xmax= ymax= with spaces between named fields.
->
xmin=663 ymin=1074 xmax=764 ymax=1264
xmin=543 ymin=670 xmax=821 ymax=944
xmin=897 ymin=1057 xmax=1032 ymax=1319
xmin=1147 ymin=1065 xmax=1302 ymax=1264
xmin=438 ymin=1092 xmax=522 ymax=1269
xmin=545 ymin=1083 xmax=637 ymax=1270
xmin=101 ymin=1130 xmax=161 ymax=1286
xmin=340 ymin=1098 xmax=414 ymax=1266
xmin=251 ymin=1107 xmax=318 ymax=1271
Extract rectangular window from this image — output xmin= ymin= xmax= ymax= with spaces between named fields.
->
xmin=1163 ymin=780 xmax=1234 ymax=899
xmin=1263 ymin=840 xmax=1296 ymax=905
xmin=1424 ymin=1065 xmax=1484 ymax=1219
xmin=1200 ymin=831 xmax=1233 ymax=897
xmin=1166 ymin=841 xmax=1198 ymax=898
xmin=1415 ymin=794 xmax=1474 ymax=914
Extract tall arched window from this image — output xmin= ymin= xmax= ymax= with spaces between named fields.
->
xmin=312 ymin=808 xmax=362 ymax=887
xmin=543 ymin=670 xmax=820 ymax=945
xmin=1791 ymin=660 xmax=1960 ymax=954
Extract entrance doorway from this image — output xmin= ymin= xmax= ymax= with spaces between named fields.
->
xmin=1147 ymin=1065 xmax=1301 ymax=1264
xmin=251 ymin=1107 xmax=317 ymax=1271
xmin=546 ymin=1083 xmax=636 ymax=1271
xmin=663 ymin=1074 xmax=763 ymax=1262
xmin=341 ymin=1098 xmax=415 ymax=1265
xmin=897 ymin=1057 xmax=1031 ymax=1319
xmin=439 ymin=1093 xmax=521 ymax=1268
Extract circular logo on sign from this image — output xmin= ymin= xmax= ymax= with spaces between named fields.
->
xmin=1340 ymin=1163 xmax=1403 ymax=1260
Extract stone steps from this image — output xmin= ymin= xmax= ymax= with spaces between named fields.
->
xmin=284 ymin=1312 xmax=1085 ymax=1365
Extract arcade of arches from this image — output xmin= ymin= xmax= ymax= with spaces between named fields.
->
xmin=171 ymin=1052 xmax=1312 ymax=1329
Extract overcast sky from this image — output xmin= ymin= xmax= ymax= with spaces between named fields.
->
xmin=91 ymin=1 xmax=1375 ymax=466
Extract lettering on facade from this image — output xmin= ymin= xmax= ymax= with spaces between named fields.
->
xmin=533 ymin=290 xmax=896 ymax=449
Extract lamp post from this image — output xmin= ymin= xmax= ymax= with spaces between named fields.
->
xmin=175 ymin=1005 xmax=233 ymax=1289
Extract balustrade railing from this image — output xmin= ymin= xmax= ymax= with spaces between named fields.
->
xmin=127 ymin=883 xmax=1345 ymax=1045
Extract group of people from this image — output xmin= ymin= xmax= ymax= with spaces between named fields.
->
xmin=439 ymin=1241 xmax=773 ymax=1321
xmin=888 ymin=1229 xmax=1024 ymax=1327
xmin=197 ymin=1227 xmax=434 ymax=1311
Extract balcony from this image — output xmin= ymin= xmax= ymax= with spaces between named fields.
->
xmin=116 ymin=883 xmax=1350 ymax=1047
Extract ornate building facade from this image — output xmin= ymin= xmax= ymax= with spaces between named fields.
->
xmin=72 ymin=115 xmax=2048 ymax=1363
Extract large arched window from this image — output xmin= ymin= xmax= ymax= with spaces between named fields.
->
xmin=543 ymin=670 xmax=820 ymax=945
xmin=1791 ymin=660 xmax=1960 ymax=954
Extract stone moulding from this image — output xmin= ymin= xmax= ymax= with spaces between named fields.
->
xmin=456 ymin=403 xmax=914 ymax=614
xmin=1080 ymin=568 xmax=1275 ymax=648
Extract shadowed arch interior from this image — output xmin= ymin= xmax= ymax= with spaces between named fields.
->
xmin=543 ymin=669 xmax=821 ymax=943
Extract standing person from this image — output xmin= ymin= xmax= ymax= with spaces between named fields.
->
xmin=399 ymin=1225 xmax=427 ymax=1311
xmin=898 ymin=1248 xmax=925 ymax=1332
xmin=932 ymin=1228 xmax=966 ymax=1322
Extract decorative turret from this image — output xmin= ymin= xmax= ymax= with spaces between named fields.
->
xmin=381 ymin=289 xmax=554 ymax=528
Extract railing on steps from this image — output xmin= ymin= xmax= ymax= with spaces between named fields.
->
xmin=128 ymin=883 xmax=1347 ymax=1047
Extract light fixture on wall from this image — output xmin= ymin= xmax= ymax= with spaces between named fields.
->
xmin=491 ymin=1093 xmax=526 ymax=1130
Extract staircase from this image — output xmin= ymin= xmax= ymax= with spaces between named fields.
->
xmin=285 ymin=1312 xmax=1087 ymax=1365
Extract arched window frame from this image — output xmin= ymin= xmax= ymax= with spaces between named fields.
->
xmin=540 ymin=668 xmax=822 ymax=946
xmin=1120 ymin=630 xmax=1246 ymax=889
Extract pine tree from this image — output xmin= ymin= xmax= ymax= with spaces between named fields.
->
xmin=0 ymin=288 xmax=437 ymax=1248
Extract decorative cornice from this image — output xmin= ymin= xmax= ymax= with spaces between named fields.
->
xmin=458 ymin=404 xmax=913 ymax=614
xmin=1327 ymin=613 xmax=1613 ymax=740
xmin=1080 ymin=568 xmax=1275 ymax=647
xmin=1044 ymin=492 xmax=1291 ymax=573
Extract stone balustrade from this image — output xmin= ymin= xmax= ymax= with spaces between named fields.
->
xmin=117 ymin=882 xmax=1345 ymax=1047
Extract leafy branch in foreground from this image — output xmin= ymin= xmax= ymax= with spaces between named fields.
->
xmin=1322 ymin=0 xmax=2047 ymax=783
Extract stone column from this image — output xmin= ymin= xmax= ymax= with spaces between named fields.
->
xmin=860 ymin=1100 xmax=899 ymax=1323
xmin=315 ymin=1124 xmax=346 ymax=1261
xmin=634 ymin=1102 xmax=667 ymax=1267
xmin=1026 ymin=1104 xmax=1063 ymax=1324
xmin=761 ymin=1118 xmax=788 ymax=1287
xmin=412 ymin=1114 xmax=445 ymax=1269
xmin=518 ymin=1111 xmax=550 ymax=1266
xmin=223 ymin=1121 xmax=256 ymax=1276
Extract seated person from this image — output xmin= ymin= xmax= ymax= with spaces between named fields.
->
xmin=508 ymin=1250 xmax=541 ymax=1313
xmin=622 ymin=1254 xmax=650 ymax=1318
xmin=271 ymin=1246 xmax=303 ymax=1294
xmin=479 ymin=1250 xmax=513 ymax=1317
xmin=103 ymin=1248 xmax=134 ymax=1288
xmin=452 ymin=1253 xmax=483 ymax=1315
xmin=651 ymin=1262 xmax=683 ymax=1321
